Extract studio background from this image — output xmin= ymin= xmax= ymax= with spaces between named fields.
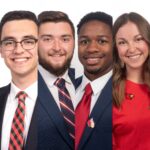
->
xmin=0 ymin=0 xmax=149 ymax=87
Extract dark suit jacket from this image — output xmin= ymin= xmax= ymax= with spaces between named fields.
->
xmin=0 ymin=84 xmax=37 ymax=150
xmin=77 ymin=77 xmax=112 ymax=150
xmin=37 ymin=68 xmax=77 ymax=150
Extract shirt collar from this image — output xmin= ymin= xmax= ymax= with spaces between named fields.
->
xmin=80 ymin=70 xmax=112 ymax=95
xmin=9 ymin=80 xmax=37 ymax=102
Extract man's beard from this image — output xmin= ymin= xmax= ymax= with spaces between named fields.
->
xmin=39 ymin=57 xmax=72 ymax=76
xmin=84 ymin=61 xmax=112 ymax=77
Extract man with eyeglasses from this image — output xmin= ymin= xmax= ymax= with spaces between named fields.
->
xmin=0 ymin=11 xmax=38 ymax=150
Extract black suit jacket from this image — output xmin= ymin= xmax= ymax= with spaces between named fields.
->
xmin=77 ymin=77 xmax=112 ymax=150
xmin=0 ymin=84 xmax=37 ymax=150
xmin=37 ymin=68 xmax=77 ymax=150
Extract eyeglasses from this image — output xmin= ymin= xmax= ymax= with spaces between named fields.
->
xmin=0 ymin=38 xmax=38 ymax=51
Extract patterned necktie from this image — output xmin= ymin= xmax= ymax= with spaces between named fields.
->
xmin=9 ymin=91 xmax=27 ymax=150
xmin=54 ymin=78 xmax=75 ymax=141
xmin=75 ymin=83 xmax=93 ymax=150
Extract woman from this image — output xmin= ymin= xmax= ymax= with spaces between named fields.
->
xmin=113 ymin=12 xmax=150 ymax=149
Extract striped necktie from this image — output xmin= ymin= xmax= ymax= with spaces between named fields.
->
xmin=8 ymin=91 xmax=27 ymax=150
xmin=54 ymin=78 xmax=75 ymax=142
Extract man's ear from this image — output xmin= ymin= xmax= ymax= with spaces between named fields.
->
xmin=0 ymin=47 xmax=4 ymax=58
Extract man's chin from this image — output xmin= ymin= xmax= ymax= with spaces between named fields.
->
xmin=41 ymin=63 xmax=70 ymax=76
xmin=85 ymin=66 xmax=104 ymax=75
xmin=48 ymin=64 xmax=71 ymax=76
xmin=39 ymin=58 xmax=72 ymax=76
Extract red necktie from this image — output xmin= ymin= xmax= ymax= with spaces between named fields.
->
xmin=8 ymin=91 xmax=27 ymax=150
xmin=55 ymin=78 xmax=75 ymax=142
xmin=75 ymin=83 xmax=92 ymax=150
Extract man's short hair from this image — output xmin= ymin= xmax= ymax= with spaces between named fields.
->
xmin=0 ymin=10 xmax=38 ymax=38
xmin=38 ymin=11 xmax=75 ymax=38
xmin=77 ymin=11 xmax=112 ymax=34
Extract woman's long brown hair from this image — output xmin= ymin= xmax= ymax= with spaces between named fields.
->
xmin=113 ymin=12 xmax=150 ymax=107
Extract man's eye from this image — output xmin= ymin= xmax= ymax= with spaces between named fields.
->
xmin=98 ymin=39 xmax=108 ymax=44
xmin=63 ymin=37 xmax=70 ymax=42
xmin=23 ymin=39 xmax=35 ymax=45
xmin=3 ymin=40 xmax=14 ymax=46
xmin=79 ymin=40 xmax=89 ymax=45
xmin=42 ymin=37 xmax=52 ymax=42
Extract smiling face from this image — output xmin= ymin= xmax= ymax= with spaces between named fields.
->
xmin=116 ymin=21 xmax=149 ymax=73
xmin=0 ymin=19 xmax=38 ymax=81
xmin=38 ymin=22 xmax=74 ymax=76
xmin=78 ymin=20 xmax=113 ymax=80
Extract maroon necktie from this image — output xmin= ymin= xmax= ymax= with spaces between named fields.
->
xmin=8 ymin=91 xmax=27 ymax=150
xmin=75 ymin=83 xmax=92 ymax=150
xmin=55 ymin=78 xmax=75 ymax=142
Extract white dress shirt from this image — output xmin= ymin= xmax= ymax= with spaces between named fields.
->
xmin=38 ymin=65 xmax=76 ymax=109
xmin=1 ymin=81 xmax=37 ymax=150
xmin=75 ymin=70 xmax=112 ymax=113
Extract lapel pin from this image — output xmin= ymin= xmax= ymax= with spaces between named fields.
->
xmin=87 ymin=118 xmax=95 ymax=128
xmin=126 ymin=93 xmax=134 ymax=100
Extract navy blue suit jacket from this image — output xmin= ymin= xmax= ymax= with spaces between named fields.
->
xmin=0 ymin=84 xmax=37 ymax=150
xmin=77 ymin=77 xmax=112 ymax=150
xmin=37 ymin=68 xmax=77 ymax=150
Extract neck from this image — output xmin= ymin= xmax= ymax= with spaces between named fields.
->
xmin=12 ymin=71 xmax=37 ymax=90
xmin=127 ymin=68 xmax=143 ymax=83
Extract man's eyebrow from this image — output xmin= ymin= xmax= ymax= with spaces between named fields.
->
xmin=40 ymin=34 xmax=53 ymax=38
xmin=23 ymin=35 xmax=37 ymax=39
xmin=78 ymin=35 xmax=88 ymax=39
xmin=1 ymin=35 xmax=37 ymax=41
xmin=1 ymin=36 xmax=16 ymax=41
xmin=61 ymin=35 xmax=72 ymax=38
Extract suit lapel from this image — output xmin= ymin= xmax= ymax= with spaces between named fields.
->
xmin=25 ymin=98 xmax=38 ymax=150
xmin=0 ymin=85 xmax=10 ymax=149
xmin=68 ymin=68 xmax=76 ymax=88
xmin=78 ymin=78 xmax=112 ymax=150
xmin=38 ymin=72 xmax=73 ymax=149
xmin=68 ymin=68 xmax=82 ymax=89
